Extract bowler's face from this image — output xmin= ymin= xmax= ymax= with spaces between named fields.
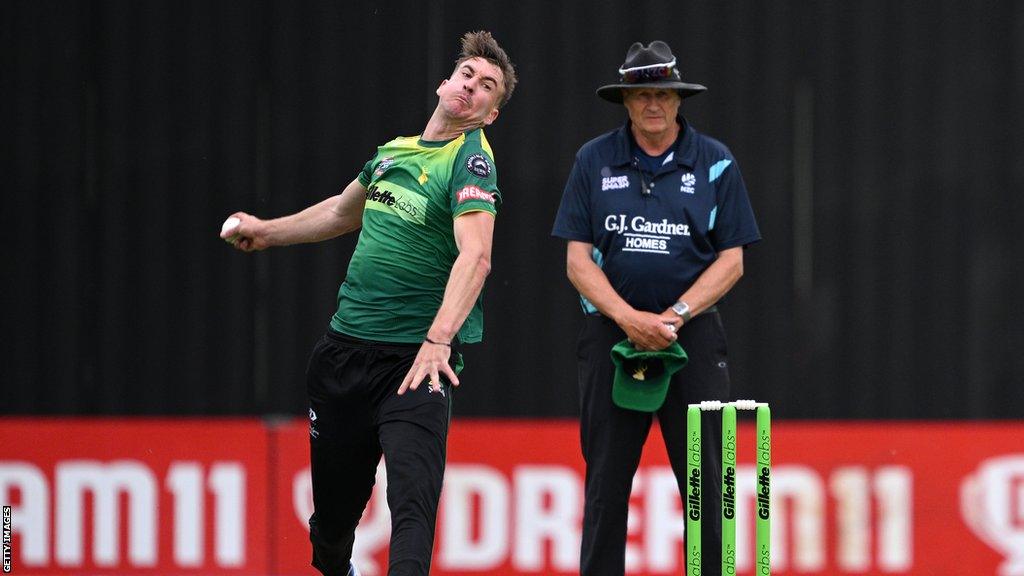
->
xmin=436 ymin=57 xmax=504 ymax=127
xmin=622 ymin=88 xmax=681 ymax=136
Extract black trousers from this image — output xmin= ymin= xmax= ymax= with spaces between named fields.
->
xmin=305 ymin=329 xmax=454 ymax=576
xmin=578 ymin=312 xmax=730 ymax=576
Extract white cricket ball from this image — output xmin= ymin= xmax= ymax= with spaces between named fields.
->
xmin=221 ymin=216 xmax=240 ymax=235
xmin=221 ymin=216 xmax=241 ymax=243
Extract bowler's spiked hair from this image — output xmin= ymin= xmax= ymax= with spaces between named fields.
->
xmin=456 ymin=31 xmax=517 ymax=107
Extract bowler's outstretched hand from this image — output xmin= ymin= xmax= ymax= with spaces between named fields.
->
xmin=398 ymin=340 xmax=460 ymax=395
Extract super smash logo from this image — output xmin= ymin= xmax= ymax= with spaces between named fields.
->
xmin=961 ymin=455 xmax=1024 ymax=575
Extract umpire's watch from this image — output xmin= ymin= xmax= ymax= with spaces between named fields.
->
xmin=671 ymin=300 xmax=692 ymax=323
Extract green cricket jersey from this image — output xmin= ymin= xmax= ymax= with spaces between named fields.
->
xmin=330 ymin=128 xmax=501 ymax=344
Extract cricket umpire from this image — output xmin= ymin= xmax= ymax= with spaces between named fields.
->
xmin=551 ymin=40 xmax=760 ymax=575
xmin=221 ymin=31 xmax=516 ymax=576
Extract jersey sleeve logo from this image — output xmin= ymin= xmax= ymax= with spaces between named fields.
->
xmin=374 ymin=156 xmax=395 ymax=177
xmin=466 ymin=153 xmax=492 ymax=178
xmin=457 ymin=185 xmax=496 ymax=204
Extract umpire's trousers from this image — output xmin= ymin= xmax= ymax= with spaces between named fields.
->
xmin=305 ymin=329 xmax=454 ymax=576
xmin=578 ymin=312 xmax=729 ymax=576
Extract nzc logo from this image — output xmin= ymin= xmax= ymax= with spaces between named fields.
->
xmin=681 ymin=172 xmax=696 ymax=194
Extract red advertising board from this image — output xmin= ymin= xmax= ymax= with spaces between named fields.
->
xmin=271 ymin=419 xmax=1024 ymax=575
xmin=0 ymin=419 xmax=269 ymax=574
xmin=3 ymin=418 xmax=1024 ymax=575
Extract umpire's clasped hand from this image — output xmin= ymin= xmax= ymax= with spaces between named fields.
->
xmin=618 ymin=309 xmax=678 ymax=351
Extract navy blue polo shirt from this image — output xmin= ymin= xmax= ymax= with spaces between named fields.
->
xmin=552 ymin=117 xmax=760 ymax=314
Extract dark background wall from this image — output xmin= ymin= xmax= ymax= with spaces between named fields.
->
xmin=4 ymin=1 xmax=1022 ymax=419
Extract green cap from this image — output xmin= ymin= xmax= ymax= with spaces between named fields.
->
xmin=610 ymin=339 xmax=688 ymax=412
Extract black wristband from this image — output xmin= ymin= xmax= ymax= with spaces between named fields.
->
xmin=425 ymin=337 xmax=451 ymax=347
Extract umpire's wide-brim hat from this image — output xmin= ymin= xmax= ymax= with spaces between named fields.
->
xmin=596 ymin=40 xmax=707 ymax=104
xmin=610 ymin=339 xmax=689 ymax=412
